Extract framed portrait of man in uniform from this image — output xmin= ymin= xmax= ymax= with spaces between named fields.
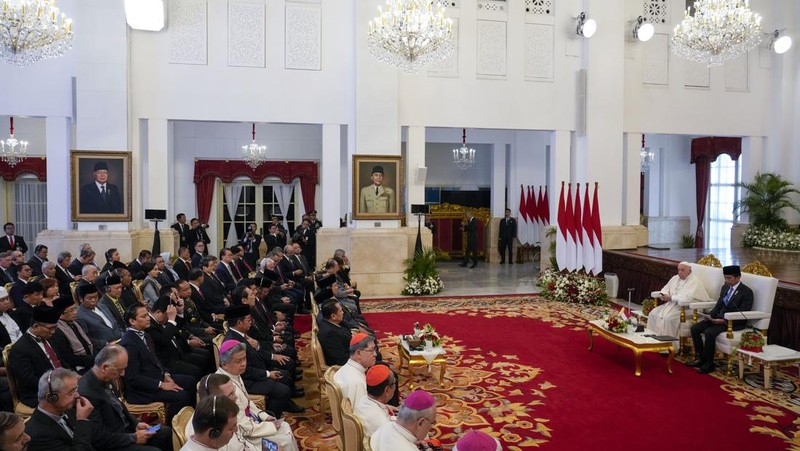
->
xmin=353 ymin=154 xmax=403 ymax=220
xmin=70 ymin=150 xmax=132 ymax=222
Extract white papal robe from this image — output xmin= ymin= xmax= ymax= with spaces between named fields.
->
xmin=647 ymin=272 xmax=709 ymax=343
xmin=354 ymin=395 xmax=394 ymax=437
xmin=334 ymin=359 xmax=367 ymax=406
xmin=370 ymin=421 xmax=418 ymax=451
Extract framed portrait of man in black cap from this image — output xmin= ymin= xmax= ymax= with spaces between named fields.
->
xmin=71 ymin=151 xmax=132 ymax=221
xmin=353 ymin=154 xmax=403 ymax=219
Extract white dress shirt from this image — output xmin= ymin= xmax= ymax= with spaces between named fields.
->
xmin=0 ymin=312 xmax=22 ymax=343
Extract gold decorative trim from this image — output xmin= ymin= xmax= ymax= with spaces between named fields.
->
xmin=741 ymin=260 xmax=772 ymax=277
xmin=429 ymin=203 xmax=491 ymax=224
xmin=697 ymin=254 xmax=722 ymax=267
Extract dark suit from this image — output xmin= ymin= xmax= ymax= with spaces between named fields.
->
xmin=171 ymin=222 xmax=191 ymax=249
xmin=173 ymin=259 xmax=193 ymax=281
xmin=187 ymin=228 xmax=210 ymax=256
xmin=317 ymin=318 xmax=351 ymax=366
xmin=498 ymin=217 xmax=517 ymax=263
xmin=76 ymin=305 xmax=123 ymax=343
xmin=239 ymin=234 xmax=262 ymax=269
xmin=25 ymin=407 xmax=94 ymax=451
xmin=119 ymin=329 xmax=194 ymax=420
xmin=99 ymin=295 xmax=127 ymax=331
xmin=461 ymin=217 xmax=478 ymax=267
xmin=9 ymin=333 xmax=75 ymax=407
xmin=78 ymin=369 xmax=172 ymax=451
xmin=691 ymin=282 xmax=755 ymax=364
xmin=190 ymin=252 xmax=204 ymax=269
xmin=26 ymin=256 xmax=46 ymax=277
xmin=0 ymin=266 xmax=13 ymax=285
xmin=9 ymin=279 xmax=26 ymax=308
xmin=56 ymin=265 xmax=74 ymax=299
xmin=199 ymin=272 xmax=228 ymax=313
xmin=0 ymin=235 xmax=28 ymax=253
xmin=126 ymin=260 xmax=145 ymax=281
xmin=79 ymin=182 xmax=122 ymax=215
xmin=264 ymin=234 xmax=286 ymax=253
xmin=214 ymin=263 xmax=238 ymax=293
xmin=146 ymin=317 xmax=210 ymax=376
xmin=12 ymin=301 xmax=35 ymax=331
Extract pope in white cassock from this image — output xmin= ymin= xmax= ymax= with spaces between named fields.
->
xmin=647 ymin=262 xmax=710 ymax=349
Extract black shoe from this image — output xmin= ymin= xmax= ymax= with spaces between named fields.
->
xmin=697 ymin=363 xmax=715 ymax=374
xmin=499 ymin=261 xmax=505 ymax=264
xmin=285 ymin=401 xmax=306 ymax=413
xmin=291 ymin=388 xmax=305 ymax=398
xmin=686 ymin=359 xmax=704 ymax=368
xmin=509 ymin=262 xmax=513 ymax=265
xmin=470 ymin=264 xmax=477 ymax=268
xmin=294 ymin=373 xmax=303 ymax=382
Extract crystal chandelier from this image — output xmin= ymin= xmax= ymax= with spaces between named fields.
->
xmin=452 ymin=129 xmax=475 ymax=171
xmin=0 ymin=0 xmax=74 ymax=66
xmin=367 ymin=0 xmax=455 ymax=73
xmin=640 ymin=135 xmax=654 ymax=173
xmin=671 ymin=0 xmax=762 ymax=67
xmin=242 ymin=123 xmax=266 ymax=170
xmin=0 ymin=117 xmax=29 ymax=167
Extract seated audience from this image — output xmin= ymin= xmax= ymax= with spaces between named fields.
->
xmin=334 ymin=333 xmax=376 ymax=407
xmin=117 ymin=268 xmax=141 ymax=310
xmin=181 ymin=395 xmax=240 ymax=451
xmin=78 ymin=345 xmax=173 ymax=451
xmin=38 ymin=261 xmax=58 ymax=283
xmin=68 ymin=250 xmax=95 ymax=278
xmin=317 ymin=300 xmax=351 ymax=366
xmin=40 ymin=278 xmax=61 ymax=306
xmin=148 ymin=295 xmax=213 ymax=376
xmin=156 ymin=253 xmax=181 ymax=288
xmin=354 ymin=365 xmax=397 ymax=436
xmin=8 ymin=263 xmax=32 ymax=307
xmin=371 ymin=390 xmax=437 ymax=451
xmin=191 ymin=242 xmax=207 ymax=269
xmin=76 ymin=282 xmax=123 ymax=343
xmin=217 ymin=248 xmax=243 ymax=291
xmin=26 ymin=245 xmax=49 ymax=277
xmin=688 ymin=265 xmax=754 ymax=374
xmin=13 ymin=281 xmax=44 ymax=330
xmin=99 ymin=274 xmax=128 ymax=329
xmin=127 ymin=250 xmax=152 ymax=281
xmin=139 ymin=262 xmax=162 ymax=308
xmin=24 ymin=369 xmax=94 ymax=449
xmin=55 ymin=251 xmax=77 ymax=299
xmin=0 ymin=412 xmax=30 ymax=450
xmin=100 ymin=248 xmax=122 ymax=274
xmin=0 ymin=287 xmax=23 ymax=346
xmin=174 ymin=247 xmax=193 ymax=281
xmin=200 ymin=256 xmax=229 ymax=312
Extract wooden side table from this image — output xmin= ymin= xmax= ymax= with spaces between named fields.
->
xmin=736 ymin=345 xmax=800 ymax=389
xmin=398 ymin=339 xmax=447 ymax=389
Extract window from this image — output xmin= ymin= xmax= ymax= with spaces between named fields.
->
xmin=220 ymin=184 xmax=297 ymax=244
xmin=706 ymin=154 xmax=740 ymax=249
xmin=12 ymin=177 xmax=47 ymax=259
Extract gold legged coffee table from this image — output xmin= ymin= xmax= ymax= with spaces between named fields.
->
xmin=587 ymin=319 xmax=674 ymax=376
xmin=737 ymin=345 xmax=800 ymax=389
xmin=398 ymin=338 xmax=447 ymax=389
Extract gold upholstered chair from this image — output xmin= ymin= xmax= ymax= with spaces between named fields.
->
xmin=324 ymin=365 xmax=345 ymax=450
xmin=2 ymin=344 xmax=34 ymax=419
xmin=171 ymin=406 xmax=194 ymax=450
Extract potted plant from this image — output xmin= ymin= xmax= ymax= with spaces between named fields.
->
xmin=739 ymin=330 xmax=766 ymax=353
xmin=402 ymin=247 xmax=444 ymax=296
xmin=734 ymin=172 xmax=800 ymax=230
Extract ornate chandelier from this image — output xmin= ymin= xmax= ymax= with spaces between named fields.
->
xmin=367 ymin=0 xmax=455 ymax=73
xmin=242 ymin=123 xmax=267 ymax=170
xmin=452 ymin=129 xmax=475 ymax=171
xmin=640 ymin=135 xmax=654 ymax=173
xmin=0 ymin=117 xmax=29 ymax=167
xmin=671 ymin=0 xmax=762 ymax=67
xmin=0 ymin=0 xmax=74 ymax=66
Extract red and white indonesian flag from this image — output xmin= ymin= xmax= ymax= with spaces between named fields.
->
xmin=518 ymin=185 xmax=529 ymax=245
xmin=565 ymin=184 xmax=576 ymax=272
xmin=527 ymin=185 xmax=537 ymax=244
xmin=574 ymin=184 xmax=583 ymax=272
xmin=582 ymin=183 xmax=595 ymax=274
xmin=591 ymin=183 xmax=603 ymax=274
xmin=556 ymin=182 xmax=567 ymax=270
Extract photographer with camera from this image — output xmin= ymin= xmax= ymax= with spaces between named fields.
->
xmin=239 ymin=223 xmax=262 ymax=270
xmin=189 ymin=218 xmax=211 ymax=257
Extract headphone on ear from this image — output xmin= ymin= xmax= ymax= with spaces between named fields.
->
xmin=208 ymin=395 xmax=221 ymax=439
xmin=46 ymin=371 xmax=59 ymax=404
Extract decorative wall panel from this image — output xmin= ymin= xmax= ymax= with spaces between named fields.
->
xmin=428 ymin=18 xmax=459 ymax=77
xmin=724 ymin=54 xmax=748 ymax=91
xmin=228 ymin=2 xmax=265 ymax=68
xmin=643 ymin=0 xmax=668 ymax=25
xmin=642 ymin=33 xmax=669 ymax=85
xmin=285 ymin=2 xmax=322 ymax=70
xmin=476 ymin=20 xmax=507 ymax=77
xmin=169 ymin=0 xmax=208 ymax=65
xmin=684 ymin=61 xmax=710 ymax=88
xmin=524 ymin=23 xmax=553 ymax=80
xmin=478 ymin=0 xmax=506 ymax=12
xmin=525 ymin=0 xmax=553 ymax=16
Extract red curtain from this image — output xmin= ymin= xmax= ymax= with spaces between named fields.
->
xmin=193 ymin=160 xmax=319 ymax=223
xmin=0 ymin=157 xmax=47 ymax=181
xmin=690 ymin=137 xmax=742 ymax=248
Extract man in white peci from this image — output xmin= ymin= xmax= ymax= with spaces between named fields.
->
xmin=647 ymin=261 xmax=710 ymax=350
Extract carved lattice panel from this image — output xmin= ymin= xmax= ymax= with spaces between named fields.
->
xmin=476 ymin=20 xmax=507 ymax=76
xmin=169 ymin=0 xmax=207 ymax=65
xmin=643 ymin=0 xmax=669 ymax=25
xmin=525 ymin=0 xmax=553 ymax=16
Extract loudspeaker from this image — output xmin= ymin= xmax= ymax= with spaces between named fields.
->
xmin=144 ymin=209 xmax=167 ymax=221
xmin=416 ymin=166 xmax=428 ymax=183
xmin=411 ymin=204 xmax=430 ymax=214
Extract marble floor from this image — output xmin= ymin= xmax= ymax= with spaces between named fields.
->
xmin=429 ymin=260 xmax=542 ymax=297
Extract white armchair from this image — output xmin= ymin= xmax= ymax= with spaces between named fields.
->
xmin=689 ymin=271 xmax=778 ymax=375
xmin=667 ymin=264 xmax=723 ymax=355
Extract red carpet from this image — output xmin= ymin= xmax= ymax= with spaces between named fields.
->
xmin=290 ymin=297 xmax=798 ymax=450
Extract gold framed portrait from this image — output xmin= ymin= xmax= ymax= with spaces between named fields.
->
xmin=352 ymin=155 xmax=404 ymax=220
xmin=71 ymin=151 xmax=133 ymax=222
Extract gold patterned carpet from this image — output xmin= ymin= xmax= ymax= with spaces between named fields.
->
xmin=284 ymin=295 xmax=800 ymax=450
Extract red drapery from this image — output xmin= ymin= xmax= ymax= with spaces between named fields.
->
xmin=690 ymin=137 xmax=742 ymax=248
xmin=0 ymin=157 xmax=47 ymax=181
xmin=193 ymin=160 xmax=319 ymax=224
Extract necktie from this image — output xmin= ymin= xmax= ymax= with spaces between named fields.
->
xmin=375 ymin=187 xmax=379 ymax=195
xmin=67 ymin=322 xmax=93 ymax=354
xmin=723 ymin=287 xmax=734 ymax=306
xmin=105 ymin=385 xmax=132 ymax=429
xmin=101 ymin=185 xmax=107 ymax=201
xmin=8 ymin=237 xmax=13 ymax=249
xmin=42 ymin=340 xmax=63 ymax=368
xmin=57 ymin=416 xmax=74 ymax=438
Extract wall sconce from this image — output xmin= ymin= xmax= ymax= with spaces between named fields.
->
xmin=633 ymin=16 xmax=654 ymax=42
xmin=576 ymin=12 xmax=597 ymax=38
xmin=640 ymin=135 xmax=654 ymax=173
xmin=769 ymin=29 xmax=792 ymax=54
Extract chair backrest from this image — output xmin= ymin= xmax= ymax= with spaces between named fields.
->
xmin=69 ymin=281 xmax=79 ymax=304
xmin=212 ymin=334 xmax=224 ymax=368
xmin=739 ymin=272 xmax=779 ymax=329
xmin=311 ymin=329 xmax=328 ymax=380
xmin=311 ymin=297 xmax=320 ymax=318
xmin=324 ymin=366 xmax=345 ymax=443
xmin=688 ymin=263 xmax=724 ymax=300
xmin=2 ymin=344 xmax=22 ymax=408
xmin=131 ymin=280 xmax=144 ymax=303
xmin=341 ymin=397 xmax=367 ymax=451
xmin=172 ymin=406 xmax=194 ymax=450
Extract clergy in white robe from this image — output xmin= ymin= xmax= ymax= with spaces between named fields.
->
xmin=334 ymin=333 xmax=376 ymax=407
xmin=354 ymin=365 xmax=396 ymax=436
xmin=371 ymin=390 xmax=437 ymax=451
xmin=647 ymin=262 xmax=710 ymax=346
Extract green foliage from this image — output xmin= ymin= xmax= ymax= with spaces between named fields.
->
xmin=681 ymin=234 xmax=695 ymax=249
xmin=403 ymin=247 xmax=441 ymax=280
xmin=734 ymin=172 xmax=800 ymax=230
xmin=432 ymin=247 xmax=451 ymax=261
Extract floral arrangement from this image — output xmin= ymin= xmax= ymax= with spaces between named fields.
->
xmin=742 ymin=225 xmax=800 ymax=251
xmin=738 ymin=330 xmax=766 ymax=353
xmin=641 ymin=298 xmax=658 ymax=316
xmin=420 ymin=323 xmax=442 ymax=347
xmin=405 ymin=322 xmax=442 ymax=349
xmin=605 ymin=311 xmax=630 ymax=333
xmin=537 ymin=269 xmax=608 ymax=305
xmin=402 ymin=247 xmax=444 ymax=296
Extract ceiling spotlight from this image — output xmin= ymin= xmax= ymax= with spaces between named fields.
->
xmin=769 ymin=30 xmax=792 ymax=54
xmin=576 ymin=12 xmax=597 ymax=38
xmin=124 ymin=0 xmax=166 ymax=32
xmin=633 ymin=16 xmax=654 ymax=42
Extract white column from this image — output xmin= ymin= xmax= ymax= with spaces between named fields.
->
xmin=45 ymin=116 xmax=72 ymax=230
xmin=623 ymin=133 xmax=642 ymax=225
xmin=548 ymin=130 xmax=571 ymax=220
xmin=321 ymin=124 xmax=342 ymax=228
xmin=490 ymin=144 xmax=507 ymax=216
xmin=145 ymin=118 xmax=171 ymax=213
xmin=405 ymin=126 xmax=426 ymax=223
